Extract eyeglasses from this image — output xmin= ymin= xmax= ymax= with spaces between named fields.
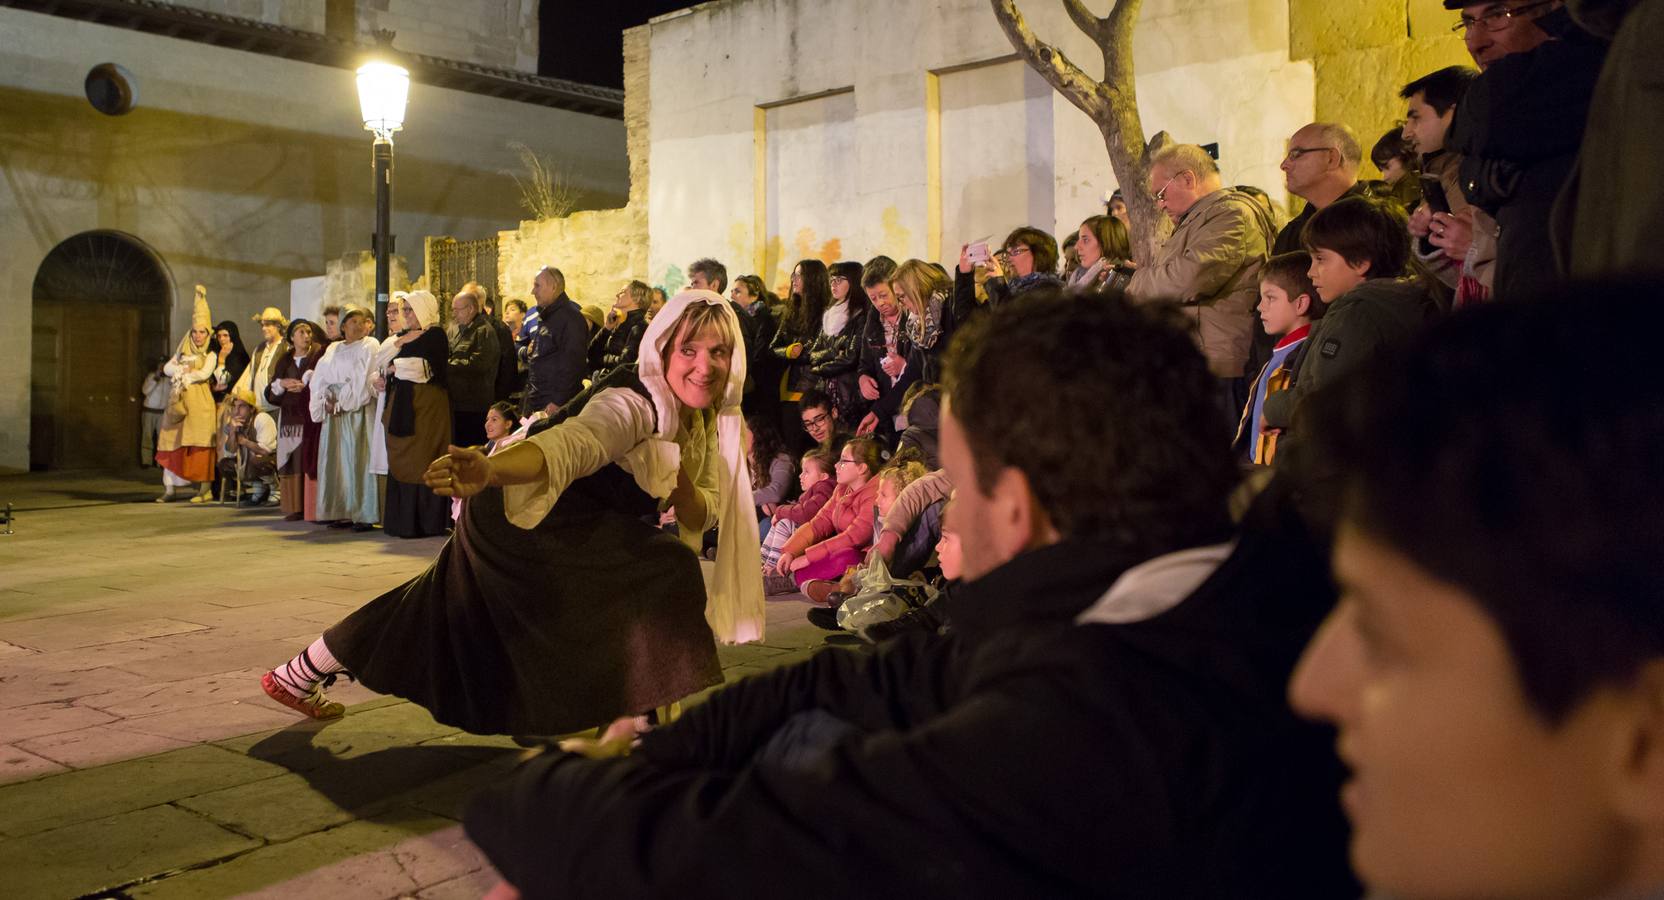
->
xmin=801 ymin=412 xmax=831 ymax=429
xmin=1005 ymin=246 xmax=1032 ymax=257
xmin=1283 ymin=146 xmax=1337 ymax=163
xmin=1451 ymin=0 xmax=1553 ymax=33
xmin=829 ymin=274 xmax=848 ymax=283
xmin=835 ymin=458 xmax=855 ymax=466
xmin=1154 ymin=173 xmax=1181 ymax=202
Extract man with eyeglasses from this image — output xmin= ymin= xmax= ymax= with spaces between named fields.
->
xmin=1127 ymin=142 xmax=1277 ymax=423
xmin=796 ymin=389 xmax=844 ymax=454
xmin=1444 ymin=0 xmax=1606 ymax=299
xmin=1273 ymin=124 xmax=1367 ymax=258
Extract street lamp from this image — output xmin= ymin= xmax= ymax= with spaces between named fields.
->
xmin=356 ymin=60 xmax=409 ymax=339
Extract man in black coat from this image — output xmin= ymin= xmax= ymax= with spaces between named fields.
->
xmin=465 ymin=289 xmax=1357 ymax=899
xmin=522 ymin=266 xmax=587 ymax=417
xmin=480 ymin=296 xmax=520 ymax=404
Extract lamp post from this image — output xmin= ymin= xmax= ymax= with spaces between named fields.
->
xmin=356 ymin=60 xmax=409 ymax=340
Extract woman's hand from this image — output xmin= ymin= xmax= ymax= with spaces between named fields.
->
xmin=858 ymin=374 xmax=880 ymax=401
xmin=1430 ymin=210 xmax=1475 ymax=261
xmin=425 ymin=444 xmax=491 ymax=497
xmin=880 ymin=352 xmax=905 ymax=379
xmin=788 ymin=555 xmax=811 ymax=573
xmin=775 ymin=552 xmax=795 ymax=576
xmin=856 ymin=412 xmax=879 ymax=436
xmin=957 ymin=243 xmax=974 ymax=274
xmin=371 ymin=372 xmax=387 ymax=393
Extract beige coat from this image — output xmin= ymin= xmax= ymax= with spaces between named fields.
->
xmin=157 ymin=343 xmax=217 ymax=450
xmin=1127 ymin=189 xmax=1276 ymax=377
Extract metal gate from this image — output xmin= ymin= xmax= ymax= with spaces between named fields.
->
xmin=424 ymin=235 xmax=500 ymax=311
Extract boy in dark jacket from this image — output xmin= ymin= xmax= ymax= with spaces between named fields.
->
xmin=464 ymin=289 xmax=1356 ymax=899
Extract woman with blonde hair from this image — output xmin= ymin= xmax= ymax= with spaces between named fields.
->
xmin=155 ymin=285 xmax=219 ymax=503
xmin=890 ymin=259 xmax=969 ymax=383
xmin=261 ymin=291 xmax=763 ymax=746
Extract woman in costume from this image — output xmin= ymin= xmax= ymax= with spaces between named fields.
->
xmin=155 ymin=285 xmax=219 ymax=503
xmin=376 ymin=290 xmax=453 ymax=538
xmin=311 ymin=306 xmax=382 ymax=530
xmin=260 ymin=291 xmax=766 ymax=739
xmin=266 ymin=318 xmax=329 ymax=522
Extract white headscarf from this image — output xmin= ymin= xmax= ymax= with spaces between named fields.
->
xmin=636 ymin=289 xmax=765 ymax=645
xmin=396 ymin=290 xmax=440 ymax=330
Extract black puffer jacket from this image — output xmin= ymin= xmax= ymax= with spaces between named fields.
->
xmin=807 ymin=301 xmax=870 ymax=428
xmin=586 ymin=308 xmax=648 ymax=383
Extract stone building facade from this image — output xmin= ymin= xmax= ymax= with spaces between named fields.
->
xmin=1 ymin=0 xmax=627 ymax=472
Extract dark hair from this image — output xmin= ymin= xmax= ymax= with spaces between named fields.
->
xmin=1371 ymin=127 xmax=1418 ymax=172
xmin=488 ymin=400 xmax=518 ymax=424
xmin=734 ymin=274 xmax=770 ymax=304
xmin=943 ymin=287 xmax=1234 ymax=552
xmin=1002 ymin=226 xmax=1059 ymax=275
xmin=213 ymin=319 xmax=250 ymax=364
xmin=1260 ymin=252 xmax=1324 ymax=320
xmin=1078 ymin=215 xmax=1131 ymax=264
xmin=688 ymin=258 xmax=728 ymax=293
xmin=503 ymin=298 xmax=527 ymax=315
xmin=1399 ymin=65 xmax=1479 ymax=116
xmin=799 ymin=388 xmax=833 ymax=415
xmin=1302 ymin=196 xmax=1410 ymax=279
xmin=747 ymin=413 xmax=787 ymax=488
xmin=829 ymin=261 xmax=869 ymax=315
xmin=862 ymin=256 xmax=897 ymax=288
xmin=1311 ymin=283 xmax=1664 ymax=723
xmin=321 ymin=304 xmax=343 ymax=317
xmin=285 ymin=318 xmax=324 ymax=351
xmin=783 ymin=259 xmax=832 ymax=337
xmin=842 ymin=434 xmax=888 ymax=478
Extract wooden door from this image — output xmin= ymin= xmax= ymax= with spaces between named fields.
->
xmin=54 ymin=304 xmax=141 ymax=469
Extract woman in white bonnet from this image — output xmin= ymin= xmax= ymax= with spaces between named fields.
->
xmin=260 ymin=290 xmax=764 ymax=742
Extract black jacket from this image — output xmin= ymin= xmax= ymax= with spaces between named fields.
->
xmin=524 ymin=294 xmax=588 ymax=411
xmin=464 ymin=482 xmax=1357 ymax=899
xmin=446 ymin=315 xmax=500 ymax=413
xmin=488 ymin=315 xmax=518 ymax=403
xmin=807 ymin=301 xmax=870 ymax=428
xmin=1450 ymin=7 xmax=1606 ymax=299
xmin=585 ymin=308 xmax=647 ymax=383
xmin=856 ymin=312 xmax=923 ymax=435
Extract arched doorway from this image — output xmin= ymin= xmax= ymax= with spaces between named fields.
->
xmin=30 ymin=231 xmax=173 ymax=470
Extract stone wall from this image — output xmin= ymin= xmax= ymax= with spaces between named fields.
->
xmin=1291 ymin=0 xmax=1472 ymax=176
xmin=0 ymin=7 xmax=626 ymax=470
xmin=354 ymin=0 xmax=539 ymax=74
xmin=494 ymin=26 xmax=650 ymax=315
xmin=322 ymin=250 xmax=411 ymax=313
xmin=154 ymin=0 xmax=327 ymax=32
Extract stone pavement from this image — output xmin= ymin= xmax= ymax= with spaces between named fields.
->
xmin=0 ymin=470 xmax=836 ymax=899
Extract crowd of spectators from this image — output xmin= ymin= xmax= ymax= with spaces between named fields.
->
xmin=143 ymin=1 xmax=1664 ymax=894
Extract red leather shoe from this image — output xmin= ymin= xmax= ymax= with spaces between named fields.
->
xmin=261 ymin=670 xmax=345 ymax=720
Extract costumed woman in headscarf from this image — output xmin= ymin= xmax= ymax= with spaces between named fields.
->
xmin=259 ymin=290 xmax=766 ymax=743
xmin=266 ymin=318 xmax=330 ymax=522
xmin=375 ymin=290 xmax=453 ymax=538
xmin=155 ymin=285 xmax=219 ymax=503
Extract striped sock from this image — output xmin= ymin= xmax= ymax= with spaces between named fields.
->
xmin=271 ymin=637 xmax=347 ymax=699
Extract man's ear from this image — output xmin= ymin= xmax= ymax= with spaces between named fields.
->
xmin=989 ymin=465 xmax=1059 ymax=558
xmin=1610 ymin=660 xmax=1664 ymax=826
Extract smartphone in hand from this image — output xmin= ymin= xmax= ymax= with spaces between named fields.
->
xmin=966 ymin=240 xmax=992 ymax=265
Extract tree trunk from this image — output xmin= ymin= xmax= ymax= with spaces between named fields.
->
xmin=989 ymin=0 xmax=1169 ymax=264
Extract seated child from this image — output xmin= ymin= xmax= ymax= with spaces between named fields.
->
xmin=802 ymin=454 xmax=931 ymax=605
xmin=759 ymin=448 xmax=835 ymax=581
xmin=771 ymin=437 xmax=887 ymax=593
xmin=1235 ymin=252 xmax=1320 ymax=466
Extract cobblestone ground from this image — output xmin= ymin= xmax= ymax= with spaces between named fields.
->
xmin=0 ymin=471 xmax=833 ymax=899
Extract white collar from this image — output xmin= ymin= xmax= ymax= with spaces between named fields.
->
xmin=1075 ymin=543 xmax=1234 ymax=625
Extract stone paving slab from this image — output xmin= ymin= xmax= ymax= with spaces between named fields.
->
xmin=2 ymin=803 xmax=262 ymax=900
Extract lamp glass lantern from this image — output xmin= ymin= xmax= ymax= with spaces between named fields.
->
xmin=356 ymin=62 xmax=409 ymax=139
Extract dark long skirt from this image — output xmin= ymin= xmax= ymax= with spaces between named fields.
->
xmin=383 ymin=475 xmax=450 ymax=538
xmin=323 ymin=488 xmax=723 ymax=736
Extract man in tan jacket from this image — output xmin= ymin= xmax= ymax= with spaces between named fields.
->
xmin=1127 ymin=144 xmax=1277 ymax=410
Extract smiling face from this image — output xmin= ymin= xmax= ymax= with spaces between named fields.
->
xmin=1309 ymin=248 xmax=1371 ymax=302
xmin=662 ymin=315 xmax=733 ymax=411
xmin=483 ymin=407 xmax=513 ymax=441
xmin=868 ymin=281 xmax=899 ymax=319
xmin=1290 ymin=524 xmax=1631 ymax=900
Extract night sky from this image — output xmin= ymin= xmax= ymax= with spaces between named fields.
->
xmin=538 ymin=1 xmax=695 ymax=89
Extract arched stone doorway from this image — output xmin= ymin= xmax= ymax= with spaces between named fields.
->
xmin=30 ymin=231 xmax=173 ymax=470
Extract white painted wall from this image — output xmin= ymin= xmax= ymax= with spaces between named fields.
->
xmin=0 ymin=6 xmax=627 ymax=470
xmin=644 ymin=0 xmax=1313 ymax=293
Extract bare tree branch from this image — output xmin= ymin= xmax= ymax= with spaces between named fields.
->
xmin=990 ymin=0 xmax=1108 ymax=121
xmin=1061 ymin=0 xmax=1106 ymax=43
